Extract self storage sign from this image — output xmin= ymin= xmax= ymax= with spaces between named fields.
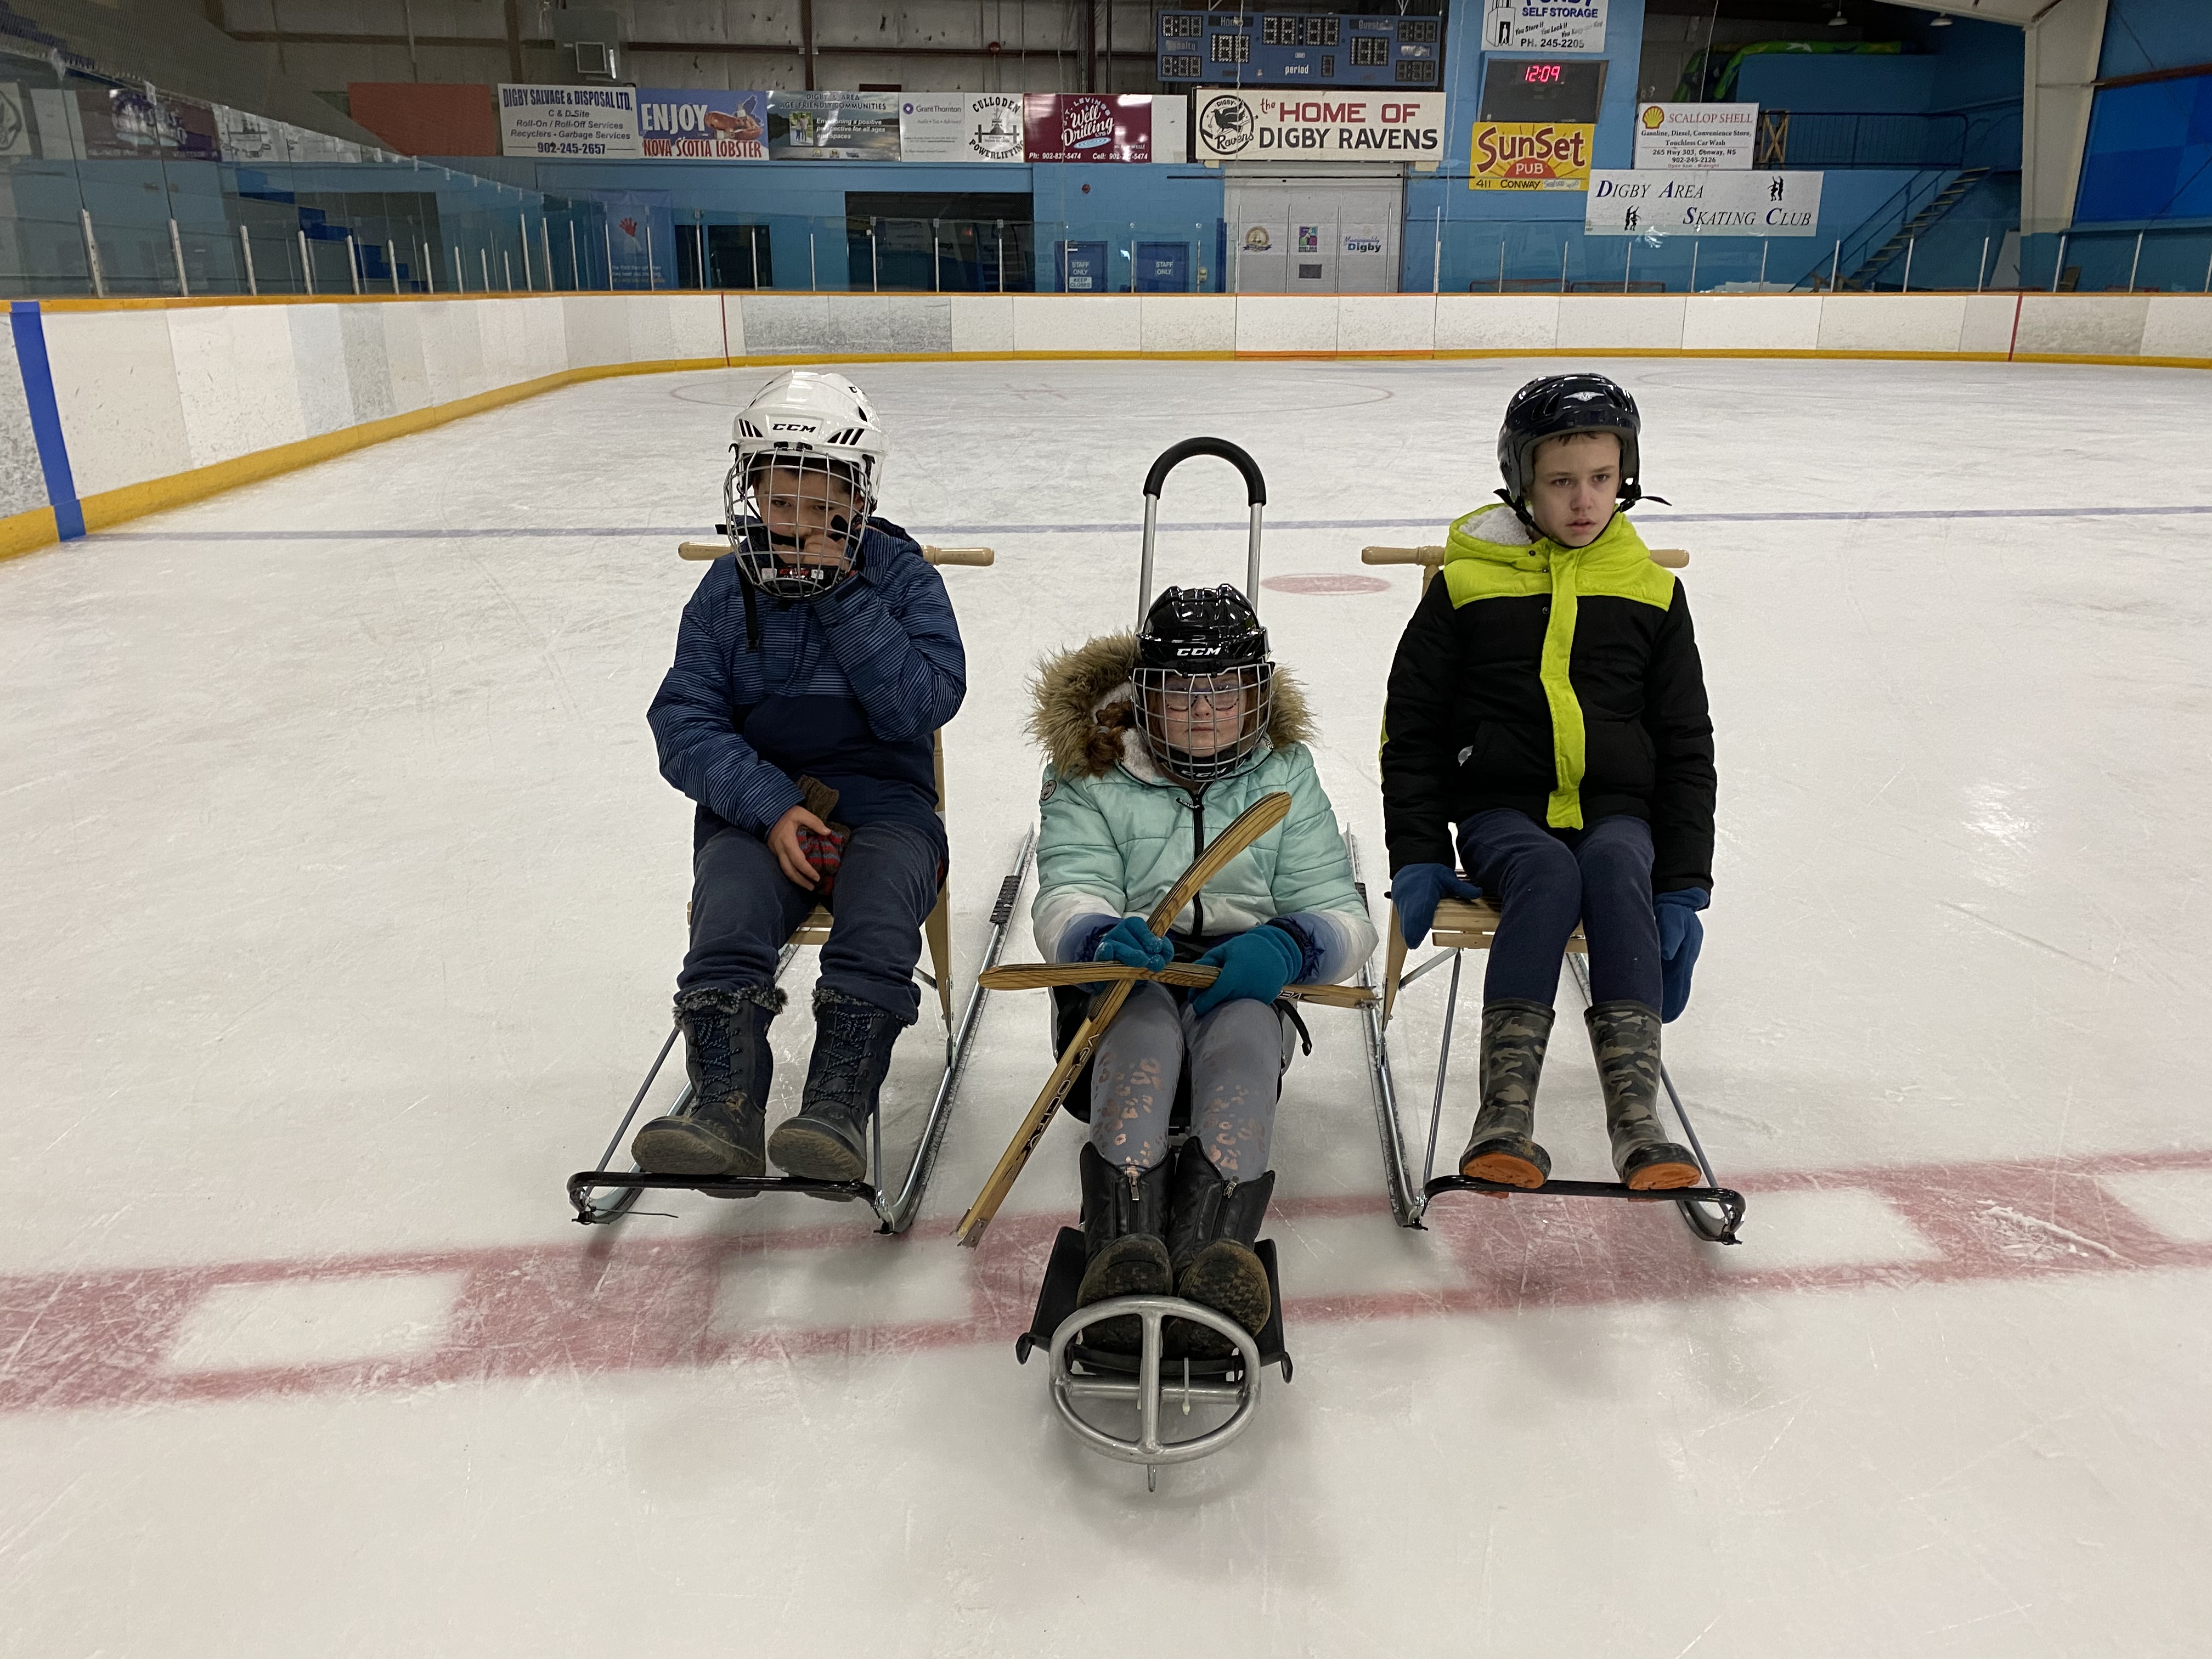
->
xmin=1195 ymin=91 xmax=1443 ymax=163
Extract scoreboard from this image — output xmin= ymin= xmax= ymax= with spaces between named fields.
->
xmin=1156 ymin=12 xmax=1442 ymax=87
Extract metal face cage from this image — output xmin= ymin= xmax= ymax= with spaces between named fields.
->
xmin=722 ymin=450 xmax=872 ymax=600
xmin=1132 ymin=663 xmax=1274 ymax=783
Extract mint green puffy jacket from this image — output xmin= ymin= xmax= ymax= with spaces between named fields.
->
xmin=1028 ymin=633 xmax=1376 ymax=982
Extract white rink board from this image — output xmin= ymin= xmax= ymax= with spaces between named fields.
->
xmin=4 ymin=357 xmax=2212 ymax=1656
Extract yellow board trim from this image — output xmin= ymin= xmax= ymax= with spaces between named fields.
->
xmin=0 ymin=504 xmax=60 ymax=558
xmin=66 ymin=357 xmax=728 ymax=542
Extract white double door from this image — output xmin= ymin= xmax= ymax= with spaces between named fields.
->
xmin=1226 ymin=166 xmax=1403 ymax=294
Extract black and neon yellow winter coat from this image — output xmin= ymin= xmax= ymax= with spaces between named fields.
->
xmin=1380 ymin=503 xmax=1716 ymax=894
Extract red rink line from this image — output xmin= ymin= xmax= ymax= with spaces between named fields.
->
xmin=3 ymin=1147 xmax=2209 ymax=1416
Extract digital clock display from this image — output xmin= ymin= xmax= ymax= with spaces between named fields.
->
xmin=1479 ymin=57 xmax=1606 ymax=123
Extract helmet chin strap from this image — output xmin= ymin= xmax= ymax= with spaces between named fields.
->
xmin=1495 ymin=484 xmax=1668 ymax=543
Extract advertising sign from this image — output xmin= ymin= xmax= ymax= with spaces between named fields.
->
xmin=1633 ymin=103 xmax=1756 ymax=170
xmin=636 ymin=88 xmax=765 ymax=159
xmin=899 ymin=94 xmax=1024 ymax=162
xmin=498 ymin=83 xmax=641 ymax=157
xmin=1193 ymin=91 xmax=1443 ymax=162
xmin=1584 ymin=170 xmax=1824 ymax=235
xmin=1025 ymin=94 xmax=1151 ymax=162
xmin=1483 ymin=0 xmax=1606 ymax=54
xmin=498 ymin=84 xmax=639 ymax=158
xmin=74 ymin=87 xmax=221 ymax=159
xmin=1468 ymin=120 xmax=1593 ymax=189
xmin=766 ymin=91 xmax=902 ymax=160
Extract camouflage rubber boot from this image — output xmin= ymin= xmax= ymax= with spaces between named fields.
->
xmin=1457 ymin=998 xmax=1555 ymax=1189
xmin=632 ymin=985 xmax=784 ymax=1178
xmin=1075 ymin=1143 xmax=1173 ymax=1353
xmin=1585 ymin=999 xmax=1702 ymax=1191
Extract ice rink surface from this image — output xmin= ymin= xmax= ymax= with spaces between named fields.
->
xmin=5 ymin=355 xmax=2212 ymax=1656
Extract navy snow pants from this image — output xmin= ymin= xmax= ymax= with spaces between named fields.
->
xmin=1454 ymin=808 xmax=1663 ymax=1013
xmin=679 ymin=821 xmax=939 ymax=1025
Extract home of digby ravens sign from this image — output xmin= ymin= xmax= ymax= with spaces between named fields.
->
xmin=1195 ymin=91 xmax=1443 ymax=165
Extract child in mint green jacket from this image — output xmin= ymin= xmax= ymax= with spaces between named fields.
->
xmin=1028 ymin=584 xmax=1373 ymax=1353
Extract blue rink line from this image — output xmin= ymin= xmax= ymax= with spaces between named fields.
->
xmin=86 ymin=503 xmax=2212 ymax=543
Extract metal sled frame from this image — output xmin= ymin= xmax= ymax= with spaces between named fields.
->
xmin=1017 ymin=1224 xmax=1292 ymax=1492
xmin=567 ymin=539 xmax=1018 ymax=1233
xmin=1354 ymin=541 xmax=1745 ymax=1245
xmin=565 ymin=829 xmax=1033 ymax=1231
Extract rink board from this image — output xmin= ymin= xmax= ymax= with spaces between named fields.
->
xmin=6 ymin=290 xmax=2212 ymax=560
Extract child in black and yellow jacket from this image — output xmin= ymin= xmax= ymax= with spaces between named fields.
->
xmin=1381 ymin=374 xmax=1717 ymax=1191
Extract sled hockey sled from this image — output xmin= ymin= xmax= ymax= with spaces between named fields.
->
xmin=1355 ymin=543 xmax=1746 ymax=1245
xmin=972 ymin=438 xmax=1352 ymax=1480
xmin=1017 ymin=1227 xmax=1291 ymax=1493
xmin=565 ymin=541 xmax=1025 ymax=1233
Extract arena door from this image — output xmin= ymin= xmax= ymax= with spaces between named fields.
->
xmin=1223 ymin=166 xmax=1403 ymax=294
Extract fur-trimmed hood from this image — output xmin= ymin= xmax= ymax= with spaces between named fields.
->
xmin=1026 ymin=631 xmax=1317 ymax=782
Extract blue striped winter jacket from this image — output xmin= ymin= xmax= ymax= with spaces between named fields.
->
xmin=647 ymin=518 xmax=966 ymax=856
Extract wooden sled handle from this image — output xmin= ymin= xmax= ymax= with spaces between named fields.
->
xmin=677 ymin=540 xmax=995 ymax=566
xmin=979 ymin=961 xmax=1375 ymax=1011
xmin=1362 ymin=544 xmax=1688 ymax=569
xmin=953 ymin=791 xmax=1296 ymax=1249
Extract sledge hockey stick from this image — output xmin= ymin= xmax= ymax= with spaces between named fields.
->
xmin=977 ymin=961 xmax=1374 ymax=1011
xmin=953 ymin=790 xmax=1295 ymax=1248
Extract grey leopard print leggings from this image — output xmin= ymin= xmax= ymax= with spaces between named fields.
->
xmin=1086 ymin=982 xmax=1291 ymax=1180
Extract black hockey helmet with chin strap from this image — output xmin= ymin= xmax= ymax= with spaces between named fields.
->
xmin=1494 ymin=374 xmax=1654 ymax=531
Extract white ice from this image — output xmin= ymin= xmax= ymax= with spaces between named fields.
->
xmin=4 ymin=357 xmax=2211 ymax=1657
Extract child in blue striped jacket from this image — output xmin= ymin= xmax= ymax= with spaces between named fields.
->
xmin=629 ymin=371 xmax=966 ymax=1187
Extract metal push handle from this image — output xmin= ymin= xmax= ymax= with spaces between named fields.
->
xmin=1142 ymin=437 xmax=1267 ymax=506
xmin=1136 ymin=437 xmax=1268 ymax=629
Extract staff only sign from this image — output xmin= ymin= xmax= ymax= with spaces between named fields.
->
xmin=1469 ymin=121 xmax=1594 ymax=190
xmin=1585 ymin=170 xmax=1824 ymax=235
xmin=1194 ymin=91 xmax=1443 ymax=163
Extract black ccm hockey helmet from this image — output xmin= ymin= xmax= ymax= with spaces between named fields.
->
xmin=1132 ymin=584 xmax=1273 ymax=783
xmin=1496 ymin=373 xmax=1647 ymax=515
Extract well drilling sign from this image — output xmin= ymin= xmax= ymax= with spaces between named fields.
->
xmin=1194 ymin=91 xmax=1443 ymax=163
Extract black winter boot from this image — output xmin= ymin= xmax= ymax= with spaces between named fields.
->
xmin=1074 ymin=1143 xmax=1173 ymax=1354
xmin=768 ymin=987 xmax=904 ymax=1183
xmin=632 ymin=986 xmax=784 ymax=1178
xmin=1164 ymin=1138 xmax=1276 ymax=1360
xmin=1586 ymin=1000 xmax=1701 ymax=1191
xmin=1457 ymin=998 xmax=1555 ymax=1188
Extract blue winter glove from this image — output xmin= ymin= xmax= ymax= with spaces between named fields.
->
xmin=1091 ymin=915 xmax=1172 ymax=975
xmin=1390 ymin=863 xmax=1481 ymax=949
xmin=1654 ymin=888 xmax=1708 ymax=1023
xmin=1189 ymin=924 xmax=1304 ymax=1018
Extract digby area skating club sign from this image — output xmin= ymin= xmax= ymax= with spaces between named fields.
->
xmin=1584 ymin=170 xmax=1825 ymax=236
xmin=1194 ymin=91 xmax=1444 ymax=166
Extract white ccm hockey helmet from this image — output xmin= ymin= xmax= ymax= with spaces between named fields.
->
xmin=723 ymin=370 xmax=888 ymax=599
